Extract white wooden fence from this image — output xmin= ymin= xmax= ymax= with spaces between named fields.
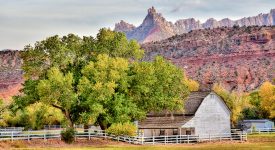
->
xmin=0 ymin=129 xmax=247 ymax=144
xmin=247 ymin=128 xmax=275 ymax=134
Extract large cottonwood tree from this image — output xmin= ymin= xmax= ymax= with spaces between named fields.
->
xmin=13 ymin=29 xmax=189 ymax=129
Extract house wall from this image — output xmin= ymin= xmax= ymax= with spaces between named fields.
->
xmin=248 ymin=121 xmax=274 ymax=129
xmin=142 ymin=129 xmax=176 ymax=137
xmin=182 ymin=93 xmax=231 ymax=137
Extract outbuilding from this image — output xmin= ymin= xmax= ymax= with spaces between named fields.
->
xmin=138 ymin=91 xmax=231 ymax=137
xmin=242 ymin=119 xmax=274 ymax=131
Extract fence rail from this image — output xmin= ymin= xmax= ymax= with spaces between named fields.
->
xmin=247 ymin=128 xmax=275 ymax=134
xmin=0 ymin=129 xmax=247 ymax=144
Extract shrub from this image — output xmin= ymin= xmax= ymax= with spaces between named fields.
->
xmin=106 ymin=122 xmax=137 ymax=137
xmin=61 ymin=128 xmax=75 ymax=144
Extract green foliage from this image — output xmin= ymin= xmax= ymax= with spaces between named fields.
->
xmin=130 ymin=56 xmax=189 ymax=112
xmin=61 ymin=128 xmax=75 ymax=144
xmin=259 ymin=81 xmax=275 ymax=119
xmin=11 ymin=80 xmax=40 ymax=112
xmin=15 ymin=29 xmax=189 ymax=129
xmin=37 ymin=67 xmax=77 ymax=127
xmin=213 ymin=83 xmax=250 ymax=126
xmin=106 ymin=122 xmax=137 ymax=137
xmin=2 ymin=103 xmax=64 ymax=129
xmin=249 ymin=91 xmax=261 ymax=108
xmin=183 ymin=73 xmax=199 ymax=92
xmin=241 ymin=107 xmax=263 ymax=120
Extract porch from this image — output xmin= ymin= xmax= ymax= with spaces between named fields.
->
xmin=139 ymin=127 xmax=195 ymax=136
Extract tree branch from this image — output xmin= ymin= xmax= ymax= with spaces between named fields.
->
xmin=51 ymin=104 xmax=64 ymax=111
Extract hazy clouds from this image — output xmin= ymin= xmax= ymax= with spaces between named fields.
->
xmin=0 ymin=0 xmax=274 ymax=49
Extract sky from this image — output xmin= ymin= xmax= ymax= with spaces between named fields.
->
xmin=0 ymin=0 xmax=275 ymax=50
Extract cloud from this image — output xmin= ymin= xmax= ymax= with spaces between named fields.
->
xmin=0 ymin=0 xmax=274 ymax=49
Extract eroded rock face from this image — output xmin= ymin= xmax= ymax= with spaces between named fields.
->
xmin=142 ymin=26 xmax=275 ymax=91
xmin=0 ymin=50 xmax=23 ymax=102
xmin=115 ymin=7 xmax=275 ymax=43
xmin=114 ymin=20 xmax=136 ymax=33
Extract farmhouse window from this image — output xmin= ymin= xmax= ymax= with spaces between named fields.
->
xmin=173 ymin=129 xmax=178 ymax=135
xmin=160 ymin=129 xmax=165 ymax=135
xmin=186 ymin=129 xmax=191 ymax=135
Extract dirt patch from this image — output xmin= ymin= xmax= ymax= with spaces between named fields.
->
xmin=0 ymin=138 xmax=130 ymax=149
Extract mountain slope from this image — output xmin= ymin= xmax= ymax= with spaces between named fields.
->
xmin=115 ymin=7 xmax=275 ymax=43
xmin=142 ymin=26 xmax=275 ymax=91
xmin=0 ymin=50 xmax=23 ymax=102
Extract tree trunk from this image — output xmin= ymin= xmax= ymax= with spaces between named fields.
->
xmin=84 ymin=124 xmax=89 ymax=132
xmin=51 ymin=104 xmax=74 ymax=128
xmin=98 ymin=120 xmax=108 ymax=130
xmin=64 ymin=109 xmax=74 ymax=128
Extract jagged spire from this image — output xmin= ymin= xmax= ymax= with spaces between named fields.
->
xmin=148 ymin=6 xmax=157 ymax=15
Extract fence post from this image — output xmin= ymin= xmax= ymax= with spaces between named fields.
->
xmin=44 ymin=130 xmax=46 ymax=141
xmin=75 ymin=130 xmax=77 ymax=141
xmin=28 ymin=130 xmax=30 ymax=141
xmin=187 ymin=135 xmax=189 ymax=144
xmin=198 ymin=135 xmax=200 ymax=142
xmin=176 ymin=135 xmax=178 ymax=144
xmin=240 ymin=133 xmax=242 ymax=141
xmin=88 ymin=129 xmax=91 ymax=140
xmin=60 ymin=130 xmax=62 ymax=141
xmin=11 ymin=131 xmax=13 ymax=142
xmin=153 ymin=136 xmax=155 ymax=145
xmin=164 ymin=136 xmax=166 ymax=145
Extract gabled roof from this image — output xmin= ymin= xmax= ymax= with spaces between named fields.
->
xmin=184 ymin=91 xmax=210 ymax=115
xmin=138 ymin=115 xmax=193 ymax=129
xmin=243 ymin=119 xmax=274 ymax=123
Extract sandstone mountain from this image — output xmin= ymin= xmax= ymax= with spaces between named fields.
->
xmin=0 ymin=50 xmax=23 ymax=102
xmin=115 ymin=7 xmax=275 ymax=43
xmin=142 ymin=26 xmax=275 ymax=91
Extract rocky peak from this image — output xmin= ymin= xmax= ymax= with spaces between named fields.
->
xmin=114 ymin=20 xmax=136 ymax=32
xmin=203 ymin=18 xmax=219 ymax=28
xmin=142 ymin=6 xmax=168 ymax=26
xmin=148 ymin=6 xmax=157 ymax=15
xmin=175 ymin=18 xmax=201 ymax=33
xmin=219 ymin=18 xmax=234 ymax=27
xmin=114 ymin=7 xmax=275 ymax=43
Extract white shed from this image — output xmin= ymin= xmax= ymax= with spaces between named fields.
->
xmin=138 ymin=92 xmax=231 ymax=137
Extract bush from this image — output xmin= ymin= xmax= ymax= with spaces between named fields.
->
xmin=61 ymin=128 xmax=75 ymax=144
xmin=106 ymin=122 xmax=137 ymax=137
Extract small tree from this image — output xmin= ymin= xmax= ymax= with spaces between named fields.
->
xmin=213 ymin=83 xmax=250 ymax=126
xmin=259 ymin=82 xmax=275 ymax=119
xmin=106 ymin=122 xmax=137 ymax=137
xmin=61 ymin=128 xmax=75 ymax=144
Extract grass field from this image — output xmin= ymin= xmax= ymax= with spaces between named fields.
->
xmin=53 ymin=142 xmax=275 ymax=150
xmin=5 ymin=134 xmax=275 ymax=150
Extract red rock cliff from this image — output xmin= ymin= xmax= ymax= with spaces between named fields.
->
xmin=142 ymin=26 xmax=275 ymax=91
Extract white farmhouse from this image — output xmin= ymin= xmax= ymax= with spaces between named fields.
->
xmin=138 ymin=92 xmax=231 ymax=137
